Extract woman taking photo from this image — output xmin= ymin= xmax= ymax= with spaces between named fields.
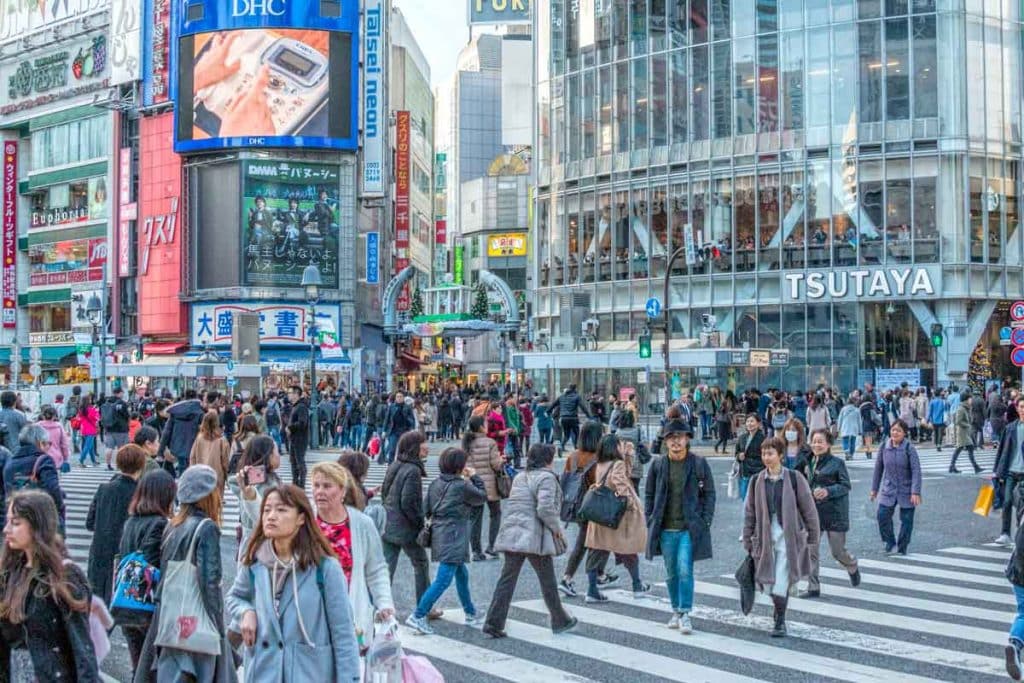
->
xmin=742 ymin=437 xmax=821 ymax=637
xmin=404 ymin=447 xmax=487 ymax=635
xmin=870 ymin=419 xmax=923 ymax=555
xmin=795 ymin=430 xmax=859 ymax=598
xmin=190 ymin=411 xmax=231 ymax=490
xmin=380 ymin=431 xmax=433 ymax=612
xmin=583 ymin=434 xmax=649 ymax=604
xmin=462 ymin=415 xmax=504 ymax=561
xmin=231 ymin=435 xmax=283 ymax=552
xmin=0 ymin=491 xmax=98 ymax=681
xmin=118 ymin=470 xmax=177 ymax=670
xmin=484 ymin=443 xmax=576 ymax=639
xmin=78 ymin=395 xmax=100 ymax=467
xmin=310 ymin=462 xmax=394 ymax=651
xmin=228 ymin=484 xmax=360 ymax=682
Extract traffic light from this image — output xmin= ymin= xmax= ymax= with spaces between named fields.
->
xmin=930 ymin=323 xmax=943 ymax=347
xmin=638 ymin=332 xmax=652 ymax=359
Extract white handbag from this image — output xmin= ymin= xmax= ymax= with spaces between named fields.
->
xmin=154 ymin=518 xmax=222 ymax=655
xmin=727 ymin=463 xmax=739 ymax=499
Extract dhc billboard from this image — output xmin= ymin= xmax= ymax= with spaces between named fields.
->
xmin=171 ymin=0 xmax=360 ymax=152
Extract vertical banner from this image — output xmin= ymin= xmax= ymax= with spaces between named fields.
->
xmin=366 ymin=231 xmax=380 ymax=284
xmin=2 ymin=142 xmax=16 ymax=329
xmin=453 ymin=244 xmax=464 ymax=285
xmin=118 ymin=148 xmax=135 ymax=277
xmin=110 ymin=0 xmax=142 ymax=86
xmin=395 ymin=110 xmax=411 ymax=311
xmin=434 ymin=219 xmax=447 ymax=245
xmin=361 ymin=0 xmax=385 ymax=197
xmin=142 ymin=0 xmax=170 ymax=106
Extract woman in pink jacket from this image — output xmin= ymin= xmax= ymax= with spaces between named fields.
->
xmin=37 ymin=404 xmax=71 ymax=472
xmin=77 ymin=394 xmax=100 ymax=467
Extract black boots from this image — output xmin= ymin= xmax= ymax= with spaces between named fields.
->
xmin=771 ymin=595 xmax=787 ymax=637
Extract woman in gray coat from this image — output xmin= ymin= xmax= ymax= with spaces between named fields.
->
xmin=228 ymin=483 xmax=360 ymax=683
xmin=405 ymin=447 xmax=487 ymax=635
xmin=949 ymin=392 xmax=982 ymax=474
xmin=483 ymin=444 xmax=577 ymax=638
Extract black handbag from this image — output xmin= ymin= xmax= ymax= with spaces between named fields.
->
xmin=734 ymin=554 xmax=756 ymax=615
xmin=416 ymin=480 xmax=453 ymax=548
xmin=576 ymin=464 xmax=627 ymax=529
xmin=495 ymin=462 xmax=514 ymax=499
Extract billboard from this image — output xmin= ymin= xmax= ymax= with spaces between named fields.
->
xmin=0 ymin=0 xmax=108 ymax=44
xmin=172 ymin=0 xmax=359 ymax=152
xmin=469 ymin=0 xmax=530 ymax=25
xmin=110 ymin=0 xmax=142 ymax=85
xmin=360 ymin=0 xmax=384 ymax=196
xmin=29 ymin=177 xmax=108 ymax=229
xmin=141 ymin=0 xmax=171 ymax=106
xmin=2 ymin=141 xmax=15 ymax=329
xmin=28 ymin=238 xmax=106 ymax=285
xmin=191 ymin=301 xmax=340 ymax=348
xmin=487 ymin=233 xmax=527 ymax=257
xmin=394 ymin=110 xmax=410 ymax=311
xmin=1 ymin=33 xmax=111 ymax=117
xmin=241 ymin=159 xmax=339 ymax=288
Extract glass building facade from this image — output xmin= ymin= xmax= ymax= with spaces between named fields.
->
xmin=532 ymin=0 xmax=1024 ymax=392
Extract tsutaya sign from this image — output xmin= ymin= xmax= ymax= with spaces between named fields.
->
xmin=783 ymin=267 xmax=937 ymax=301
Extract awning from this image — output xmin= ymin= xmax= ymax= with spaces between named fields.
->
xmin=144 ymin=342 xmax=188 ymax=355
xmin=398 ymin=351 xmax=424 ymax=367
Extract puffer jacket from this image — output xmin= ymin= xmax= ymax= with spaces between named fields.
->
xmin=464 ymin=433 xmax=503 ymax=501
xmin=493 ymin=469 xmax=563 ymax=556
xmin=423 ymin=473 xmax=486 ymax=564
xmin=380 ymin=451 xmax=427 ymax=545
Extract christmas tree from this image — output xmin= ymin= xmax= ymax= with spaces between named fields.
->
xmin=410 ymin=288 xmax=424 ymax=318
xmin=471 ymin=285 xmax=489 ymax=319
xmin=967 ymin=340 xmax=991 ymax=393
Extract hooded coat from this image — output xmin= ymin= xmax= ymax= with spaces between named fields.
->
xmin=493 ymin=469 xmax=563 ymax=556
xmin=380 ymin=451 xmax=426 ymax=545
xmin=158 ymin=399 xmax=205 ymax=466
xmin=86 ymin=472 xmax=138 ymax=603
xmin=423 ymin=473 xmax=487 ymax=564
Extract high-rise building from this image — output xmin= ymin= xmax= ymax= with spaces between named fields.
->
xmin=531 ymin=0 xmax=1024 ymax=393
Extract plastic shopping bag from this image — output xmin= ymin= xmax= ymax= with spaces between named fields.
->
xmin=727 ymin=463 xmax=739 ymax=500
xmin=974 ymin=482 xmax=995 ymax=517
xmin=402 ymin=654 xmax=444 ymax=683
xmin=365 ymin=618 xmax=403 ymax=683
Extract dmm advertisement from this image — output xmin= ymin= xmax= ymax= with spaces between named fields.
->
xmin=172 ymin=0 xmax=359 ymax=152
xmin=242 ymin=160 xmax=339 ymax=288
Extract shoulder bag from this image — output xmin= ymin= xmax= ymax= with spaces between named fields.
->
xmin=416 ymin=481 xmax=454 ymax=548
xmin=495 ymin=461 xmax=514 ymax=499
xmin=576 ymin=463 xmax=628 ymax=529
xmin=154 ymin=518 xmax=221 ymax=655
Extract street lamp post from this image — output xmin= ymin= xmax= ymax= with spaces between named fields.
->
xmin=302 ymin=266 xmax=322 ymax=450
xmin=662 ymin=246 xmax=687 ymax=402
xmin=86 ymin=292 xmax=103 ymax=397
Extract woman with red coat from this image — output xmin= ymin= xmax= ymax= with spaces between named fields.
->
xmin=486 ymin=401 xmax=508 ymax=455
xmin=519 ymin=400 xmax=534 ymax=451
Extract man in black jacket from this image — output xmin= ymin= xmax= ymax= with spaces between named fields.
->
xmin=384 ymin=393 xmax=414 ymax=464
xmin=994 ymin=397 xmax=1024 ymax=545
xmin=100 ymin=387 xmax=131 ymax=471
xmin=158 ymin=389 xmax=205 ymax=477
xmin=287 ymin=385 xmax=310 ymax=489
xmin=553 ymin=384 xmax=590 ymax=453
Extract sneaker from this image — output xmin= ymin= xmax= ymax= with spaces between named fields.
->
xmin=596 ymin=574 xmax=619 ymax=588
xmin=558 ymin=579 xmax=578 ymax=598
xmin=1008 ymin=642 xmax=1023 ymax=681
xmin=678 ymin=613 xmax=693 ymax=635
xmin=472 ymin=552 xmax=488 ymax=562
xmin=798 ymin=589 xmax=820 ymax=599
xmin=585 ymin=591 xmax=608 ymax=604
xmin=633 ymin=582 xmax=652 ymax=598
xmin=405 ymin=614 xmax=434 ymax=636
xmin=485 ymin=548 xmax=499 ymax=559
xmin=464 ymin=612 xmax=483 ymax=627
xmin=666 ymin=613 xmax=681 ymax=629
xmin=997 ymin=533 xmax=1013 ymax=546
xmin=884 ymin=545 xmax=896 ymax=555
xmin=552 ymin=616 xmax=578 ymax=634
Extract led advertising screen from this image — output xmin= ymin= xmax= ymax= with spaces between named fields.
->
xmin=172 ymin=0 xmax=358 ymax=152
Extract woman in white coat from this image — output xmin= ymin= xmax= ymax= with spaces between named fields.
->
xmin=836 ymin=397 xmax=862 ymax=461
xmin=310 ymin=461 xmax=395 ymax=649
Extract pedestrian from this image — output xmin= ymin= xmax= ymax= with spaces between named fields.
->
xmin=100 ymin=386 xmax=131 ymax=471
xmin=65 ymin=386 xmax=83 ymax=454
xmin=795 ymin=429 xmax=860 ymax=598
xmin=971 ymin=390 xmax=987 ymax=449
xmin=4 ymin=424 xmax=65 ymax=529
xmin=157 ymin=389 xmax=205 ymax=477
xmin=117 ymin=469 xmax=177 ymax=670
xmin=383 ymin=392 xmax=414 ymax=464
xmin=310 ymin=462 xmax=395 ymax=648
xmin=780 ymin=418 xmax=811 ymax=470
xmin=0 ymin=490 xmax=99 ymax=680
xmin=950 ymin=390 xmax=982 ymax=473
xmin=86 ymin=444 xmax=146 ymax=604
xmin=78 ymin=395 xmax=101 ymax=467
xmin=583 ymin=434 xmax=650 ymax=603
xmin=424 ymin=398 xmax=438 ymax=442
xmin=190 ymin=410 xmax=231 ymax=491
xmin=742 ymin=436 xmax=821 ymax=637
xmin=858 ymin=396 xmax=880 ymax=457
xmin=735 ymin=413 xmax=766 ymax=501
xmin=133 ymin=425 xmax=164 ymax=476
xmin=228 ymin=483 xmax=361 ymax=682
xmin=554 ymin=384 xmax=589 ymax=453
xmin=380 ymin=431 xmax=435 ymax=615
xmin=615 ymin=409 xmax=645 ymax=490
xmin=133 ymin=464 xmax=229 ymax=683
xmin=230 ymin=415 xmax=260 ymax=474
xmin=996 ymin=397 xmax=1024 ymax=545
xmin=805 ymin=396 xmax=832 ymax=434
xmin=713 ymin=389 xmax=735 ymax=453
xmin=484 ymin=443 xmax=577 ymax=639
xmin=462 ymin=415 xmax=504 ymax=561
xmin=643 ymin=419 xmax=716 ymax=635
xmin=836 ymin=396 xmax=861 ymax=461
xmin=989 ymin=389 xmax=1008 ymax=446
xmin=286 ymin=386 xmax=310 ymax=489
xmin=870 ymin=419 xmax=923 ymax=555
xmin=0 ymin=391 xmax=26 ymax=454
xmin=337 ymin=450 xmax=372 ymax=510
xmin=36 ymin=404 xmax=71 ymax=473
xmin=229 ymin=435 xmax=284 ymax=556
xmin=264 ymin=393 xmax=284 ymax=451
xmin=927 ymin=389 xmax=948 ymax=452
xmin=559 ymin=420 xmax=612 ymax=598
xmin=404 ymin=447 xmax=487 ymax=635
xmin=503 ymin=395 xmax=523 ymax=469
xmin=534 ymin=397 xmax=554 ymax=445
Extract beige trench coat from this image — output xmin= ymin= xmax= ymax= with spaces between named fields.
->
xmin=585 ymin=460 xmax=648 ymax=555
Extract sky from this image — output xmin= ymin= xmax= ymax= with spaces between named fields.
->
xmin=395 ymin=1 xmax=471 ymax=86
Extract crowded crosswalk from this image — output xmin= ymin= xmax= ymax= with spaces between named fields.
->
xmin=845 ymin=445 xmax=998 ymax=474
xmin=401 ymin=542 xmax=1013 ymax=682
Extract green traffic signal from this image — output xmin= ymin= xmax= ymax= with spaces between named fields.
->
xmin=639 ymin=333 xmax=652 ymax=359
xmin=930 ymin=323 xmax=943 ymax=347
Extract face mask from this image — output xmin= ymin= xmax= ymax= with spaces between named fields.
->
xmin=785 ymin=431 xmax=798 ymax=442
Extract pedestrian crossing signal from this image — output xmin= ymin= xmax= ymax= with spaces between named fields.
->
xmin=638 ymin=333 xmax=652 ymax=359
xmin=930 ymin=323 xmax=943 ymax=347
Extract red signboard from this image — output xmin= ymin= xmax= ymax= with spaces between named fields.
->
xmin=118 ymin=147 xmax=133 ymax=277
xmin=435 ymin=219 xmax=446 ymax=245
xmin=2 ymin=142 xmax=16 ymax=329
xmin=137 ymin=113 xmax=185 ymax=336
xmin=395 ymin=110 xmax=411 ymax=311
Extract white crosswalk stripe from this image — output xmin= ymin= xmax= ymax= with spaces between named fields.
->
xmin=846 ymin=447 xmax=997 ymax=474
xmin=402 ymin=542 xmax=1015 ymax=682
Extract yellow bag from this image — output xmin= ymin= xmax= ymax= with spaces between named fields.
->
xmin=973 ymin=482 xmax=995 ymax=517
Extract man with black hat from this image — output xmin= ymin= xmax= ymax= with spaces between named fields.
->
xmin=644 ymin=419 xmax=716 ymax=636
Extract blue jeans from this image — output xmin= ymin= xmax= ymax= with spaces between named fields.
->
xmin=268 ymin=426 xmax=283 ymax=449
xmin=700 ymin=412 xmax=712 ymax=439
xmin=877 ymin=503 xmax=915 ymax=553
xmin=739 ymin=476 xmax=751 ymax=501
xmin=1012 ymin=585 xmax=1024 ymax=642
xmin=660 ymin=530 xmax=695 ymax=613
xmin=414 ymin=562 xmax=475 ymax=618
xmin=841 ymin=435 xmax=856 ymax=458
xmin=79 ymin=435 xmax=97 ymax=465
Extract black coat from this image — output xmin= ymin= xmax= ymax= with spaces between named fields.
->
xmin=1008 ymin=521 xmax=1024 ymax=587
xmin=995 ymin=419 xmax=1024 ymax=479
xmin=381 ymin=453 xmax=427 ymax=545
xmin=120 ymin=513 xmax=169 ymax=569
xmin=0 ymin=566 xmax=99 ymax=682
xmin=735 ymin=429 xmax=766 ymax=478
xmin=289 ymin=399 xmax=310 ymax=442
xmin=644 ymin=454 xmax=716 ymax=562
xmin=86 ymin=473 xmax=138 ymax=603
xmin=794 ymin=453 xmax=851 ymax=532
xmin=157 ymin=399 xmax=205 ymax=463
xmin=3 ymin=445 xmax=64 ymax=523
xmin=424 ymin=473 xmax=486 ymax=564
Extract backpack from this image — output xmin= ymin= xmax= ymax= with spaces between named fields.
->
xmin=11 ymin=456 xmax=47 ymax=492
xmin=265 ymin=401 xmax=281 ymax=427
xmin=559 ymin=459 xmax=596 ymax=523
xmin=771 ymin=409 xmax=788 ymax=430
xmin=64 ymin=397 xmax=80 ymax=420
xmin=100 ymin=400 xmax=121 ymax=429
xmin=110 ymin=551 xmax=162 ymax=625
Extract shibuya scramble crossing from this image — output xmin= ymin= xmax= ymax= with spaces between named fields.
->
xmin=5 ymin=0 xmax=1024 ymax=682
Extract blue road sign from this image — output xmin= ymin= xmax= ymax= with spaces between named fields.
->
xmin=1013 ymin=347 xmax=1024 ymax=367
xmin=226 ymin=376 xmax=239 ymax=388
xmin=226 ymin=359 xmax=236 ymax=372
xmin=1002 ymin=326 xmax=1014 ymax=341
xmin=645 ymin=298 xmax=662 ymax=318
xmin=1013 ymin=329 xmax=1024 ymax=347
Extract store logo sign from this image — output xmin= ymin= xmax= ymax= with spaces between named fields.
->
xmin=785 ymin=267 xmax=936 ymax=300
xmin=231 ymin=0 xmax=285 ymax=17
xmin=140 ymin=197 xmax=178 ymax=276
